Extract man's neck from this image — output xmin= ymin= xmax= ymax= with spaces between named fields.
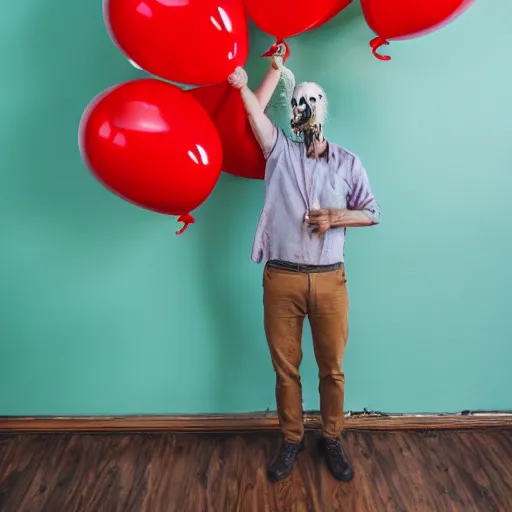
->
xmin=305 ymin=135 xmax=328 ymax=159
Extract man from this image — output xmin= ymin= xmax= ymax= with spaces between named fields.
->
xmin=228 ymin=52 xmax=380 ymax=483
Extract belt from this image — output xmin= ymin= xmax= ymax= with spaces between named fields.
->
xmin=267 ymin=260 xmax=342 ymax=273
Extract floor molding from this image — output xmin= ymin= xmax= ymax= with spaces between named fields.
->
xmin=1 ymin=412 xmax=512 ymax=433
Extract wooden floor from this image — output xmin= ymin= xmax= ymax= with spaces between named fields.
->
xmin=1 ymin=429 xmax=511 ymax=512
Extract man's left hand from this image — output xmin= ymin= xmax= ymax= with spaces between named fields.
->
xmin=305 ymin=208 xmax=335 ymax=234
xmin=306 ymin=208 xmax=376 ymax=231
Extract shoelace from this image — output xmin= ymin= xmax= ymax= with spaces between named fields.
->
xmin=278 ymin=444 xmax=301 ymax=464
xmin=325 ymin=440 xmax=346 ymax=459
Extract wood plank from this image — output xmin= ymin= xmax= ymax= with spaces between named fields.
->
xmin=1 ymin=430 xmax=512 ymax=511
xmin=1 ymin=412 xmax=512 ymax=433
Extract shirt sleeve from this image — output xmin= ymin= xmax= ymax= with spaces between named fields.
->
xmin=264 ymin=126 xmax=288 ymax=182
xmin=347 ymin=157 xmax=380 ymax=224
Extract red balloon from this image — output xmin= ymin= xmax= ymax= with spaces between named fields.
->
xmin=245 ymin=0 xmax=352 ymax=39
xmin=361 ymin=0 xmax=474 ymax=60
xmin=79 ymin=79 xmax=223 ymax=234
xmin=188 ymin=83 xmax=265 ymax=180
xmin=104 ymin=0 xmax=249 ymax=85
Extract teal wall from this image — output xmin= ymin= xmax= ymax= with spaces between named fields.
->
xmin=1 ymin=0 xmax=511 ymax=416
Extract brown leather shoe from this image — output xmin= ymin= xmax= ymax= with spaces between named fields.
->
xmin=267 ymin=438 xmax=305 ymax=483
xmin=318 ymin=436 xmax=354 ymax=482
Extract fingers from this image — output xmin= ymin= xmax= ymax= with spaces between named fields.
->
xmin=308 ymin=208 xmax=329 ymax=218
xmin=306 ymin=215 xmax=328 ymax=225
xmin=227 ymin=67 xmax=248 ymax=89
xmin=311 ymin=224 xmax=329 ymax=234
xmin=275 ymin=41 xmax=291 ymax=63
xmin=305 ymin=215 xmax=327 ymax=225
xmin=305 ymin=208 xmax=332 ymax=235
xmin=305 ymin=215 xmax=330 ymax=234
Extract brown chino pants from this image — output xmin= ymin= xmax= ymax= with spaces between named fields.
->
xmin=263 ymin=263 xmax=349 ymax=444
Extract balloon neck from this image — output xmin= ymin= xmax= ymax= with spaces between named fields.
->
xmin=370 ymin=36 xmax=391 ymax=61
xmin=261 ymin=39 xmax=290 ymax=68
xmin=176 ymin=213 xmax=195 ymax=235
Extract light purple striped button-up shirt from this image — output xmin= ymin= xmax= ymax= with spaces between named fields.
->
xmin=252 ymin=128 xmax=379 ymax=265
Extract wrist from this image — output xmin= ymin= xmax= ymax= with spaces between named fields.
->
xmin=329 ymin=208 xmax=345 ymax=228
xmin=329 ymin=208 xmax=374 ymax=228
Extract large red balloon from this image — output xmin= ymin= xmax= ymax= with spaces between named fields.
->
xmin=361 ymin=0 xmax=474 ymax=60
xmin=188 ymin=83 xmax=265 ymax=180
xmin=245 ymin=0 xmax=352 ymax=40
xmin=79 ymin=79 xmax=223 ymax=234
xmin=104 ymin=0 xmax=249 ymax=85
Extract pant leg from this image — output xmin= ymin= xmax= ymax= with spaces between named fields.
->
xmin=263 ymin=265 xmax=308 ymax=443
xmin=308 ymin=266 xmax=349 ymax=439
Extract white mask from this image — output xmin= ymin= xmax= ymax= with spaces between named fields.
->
xmin=290 ymin=82 xmax=328 ymax=141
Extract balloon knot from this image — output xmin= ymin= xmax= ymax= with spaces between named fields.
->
xmin=370 ymin=36 xmax=391 ymax=61
xmin=261 ymin=40 xmax=290 ymax=67
xmin=176 ymin=213 xmax=195 ymax=235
